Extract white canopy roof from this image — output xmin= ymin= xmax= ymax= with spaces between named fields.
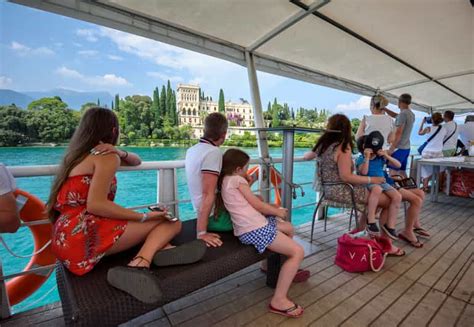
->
xmin=11 ymin=0 xmax=474 ymax=113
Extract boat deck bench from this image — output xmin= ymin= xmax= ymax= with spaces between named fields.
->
xmin=56 ymin=219 xmax=278 ymax=326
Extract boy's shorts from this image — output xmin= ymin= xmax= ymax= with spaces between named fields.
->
xmin=367 ymin=182 xmax=396 ymax=192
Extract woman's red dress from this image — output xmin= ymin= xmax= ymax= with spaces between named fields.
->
xmin=52 ymin=175 xmax=127 ymax=275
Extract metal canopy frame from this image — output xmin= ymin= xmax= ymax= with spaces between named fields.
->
xmin=11 ymin=0 xmax=473 ymax=114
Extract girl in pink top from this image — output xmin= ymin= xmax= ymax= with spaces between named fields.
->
xmin=216 ymin=148 xmax=305 ymax=318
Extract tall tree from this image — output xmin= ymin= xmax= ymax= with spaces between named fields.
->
xmin=111 ymin=101 xmax=114 ymax=110
xmin=267 ymin=101 xmax=271 ymax=113
xmin=97 ymin=98 xmax=100 ymax=106
xmin=160 ymin=85 xmax=167 ymax=122
xmin=172 ymin=90 xmax=178 ymax=125
xmin=114 ymin=94 xmax=120 ymax=112
xmin=152 ymin=87 xmax=161 ymax=128
xmin=218 ymin=89 xmax=225 ymax=113
xmin=166 ymin=80 xmax=174 ymax=123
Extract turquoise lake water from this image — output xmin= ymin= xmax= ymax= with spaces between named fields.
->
xmin=0 ymin=146 xmax=325 ymax=313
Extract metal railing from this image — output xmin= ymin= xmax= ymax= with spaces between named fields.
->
xmin=1 ymin=156 xmax=317 ymax=318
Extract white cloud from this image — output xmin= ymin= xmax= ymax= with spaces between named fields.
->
xmin=78 ymin=50 xmax=99 ymax=57
xmin=73 ymin=42 xmax=83 ymax=48
xmin=107 ymin=54 xmax=123 ymax=61
xmin=9 ymin=41 xmax=55 ymax=56
xmin=76 ymin=29 xmax=98 ymax=42
xmin=335 ymin=96 xmax=371 ymax=111
xmin=147 ymin=72 xmax=183 ymax=82
xmin=55 ymin=66 xmax=131 ymax=87
xmin=0 ymin=76 xmax=13 ymax=88
xmin=98 ymin=27 xmax=247 ymax=96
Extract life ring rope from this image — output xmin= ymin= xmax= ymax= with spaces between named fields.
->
xmin=0 ymin=237 xmax=52 ymax=259
xmin=5 ymin=189 xmax=56 ymax=306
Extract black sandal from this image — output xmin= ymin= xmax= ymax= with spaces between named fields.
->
xmin=107 ymin=256 xmax=162 ymax=304
xmin=153 ymin=240 xmax=207 ymax=267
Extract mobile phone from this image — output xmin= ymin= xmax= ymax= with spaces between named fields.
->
xmin=148 ymin=205 xmax=179 ymax=222
xmin=148 ymin=205 xmax=164 ymax=212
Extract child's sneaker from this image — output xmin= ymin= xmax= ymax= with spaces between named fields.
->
xmin=381 ymin=224 xmax=398 ymax=240
xmin=366 ymin=223 xmax=379 ymax=235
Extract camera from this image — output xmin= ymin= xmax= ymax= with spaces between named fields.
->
xmin=424 ymin=116 xmax=432 ymax=124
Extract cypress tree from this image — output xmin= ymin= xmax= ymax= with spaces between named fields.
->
xmin=166 ymin=80 xmax=173 ymax=122
xmin=115 ymin=94 xmax=120 ymax=112
xmin=218 ymin=89 xmax=225 ymax=113
xmin=152 ymin=87 xmax=161 ymax=127
xmin=111 ymin=101 xmax=114 ymax=110
xmin=160 ymin=85 xmax=167 ymax=121
xmin=97 ymin=98 xmax=100 ymax=106
xmin=172 ymin=90 xmax=177 ymax=125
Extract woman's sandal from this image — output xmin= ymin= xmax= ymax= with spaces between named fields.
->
xmin=413 ymin=228 xmax=431 ymax=239
xmin=387 ymin=247 xmax=406 ymax=257
xmin=398 ymin=233 xmax=423 ymax=248
xmin=107 ymin=256 xmax=163 ymax=304
xmin=153 ymin=239 xmax=207 ymax=267
xmin=268 ymin=303 xmax=304 ymax=318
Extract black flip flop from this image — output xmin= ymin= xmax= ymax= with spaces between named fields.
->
xmin=268 ymin=303 xmax=304 ymax=318
xmin=399 ymin=233 xmax=423 ymax=248
xmin=153 ymin=239 xmax=207 ymax=267
xmin=413 ymin=228 xmax=431 ymax=239
xmin=107 ymin=266 xmax=162 ymax=304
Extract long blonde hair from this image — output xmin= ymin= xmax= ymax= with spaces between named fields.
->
xmin=47 ymin=107 xmax=119 ymax=222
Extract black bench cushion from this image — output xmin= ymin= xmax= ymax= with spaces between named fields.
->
xmin=57 ymin=219 xmax=269 ymax=326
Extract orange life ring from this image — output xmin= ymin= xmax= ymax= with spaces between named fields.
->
xmin=6 ymin=190 xmax=55 ymax=306
xmin=247 ymin=166 xmax=283 ymax=206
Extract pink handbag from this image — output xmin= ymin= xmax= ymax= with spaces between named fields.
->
xmin=335 ymin=233 xmax=391 ymax=272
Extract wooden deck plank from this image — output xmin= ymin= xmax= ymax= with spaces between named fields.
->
xmin=372 ymin=221 xmax=474 ymax=327
xmin=456 ymin=302 xmax=474 ymax=327
xmin=213 ymin=195 xmax=458 ymax=327
xmin=428 ymin=295 xmax=465 ymax=327
xmin=434 ymin=242 xmax=473 ymax=294
xmin=450 ymin=260 xmax=474 ymax=304
xmin=304 ymin=202 xmax=458 ymax=327
xmin=336 ymin=204 xmax=472 ymax=327
xmin=177 ymin=253 xmax=342 ymax=326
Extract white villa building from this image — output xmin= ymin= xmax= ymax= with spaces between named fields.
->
xmin=176 ymin=84 xmax=255 ymax=138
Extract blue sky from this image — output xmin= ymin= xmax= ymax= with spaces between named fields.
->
xmin=1 ymin=1 xmax=399 ymax=118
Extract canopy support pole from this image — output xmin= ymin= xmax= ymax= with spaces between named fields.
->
xmin=245 ymin=51 xmax=270 ymax=202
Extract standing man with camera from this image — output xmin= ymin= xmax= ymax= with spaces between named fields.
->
xmin=382 ymin=93 xmax=415 ymax=177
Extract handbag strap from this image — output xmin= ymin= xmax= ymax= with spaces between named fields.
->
xmin=426 ymin=125 xmax=442 ymax=145
xmin=368 ymin=244 xmax=387 ymax=272
xmin=443 ymin=122 xmax=457 ymax=145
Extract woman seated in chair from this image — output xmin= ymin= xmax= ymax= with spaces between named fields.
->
xmin=356 ymin=95 xmax=429 ymax=246
xmin=304 ymin=114 xmax=404 ymax=256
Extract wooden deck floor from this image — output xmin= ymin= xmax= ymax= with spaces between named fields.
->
xmin=3 ymin=195 xmax=473 ymax=327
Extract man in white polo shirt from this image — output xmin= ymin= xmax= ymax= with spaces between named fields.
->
xmin=185 ymin=113 xmax=228 ymax=247
xmin=0 ymin=163 xmax=20 ymax=233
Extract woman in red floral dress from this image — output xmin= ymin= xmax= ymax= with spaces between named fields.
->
xmin=47 ymin=107 xmax=183 ymax=303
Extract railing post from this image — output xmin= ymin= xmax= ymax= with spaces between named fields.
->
xmin=282 ymin=129 xmax=295 ymax=222
xmin=0 ymin=257 xmax=12 ymax=319
xmin=157 ymin=168 xmax=179 ymax=218
xmin=245 ymin=51 xmax=270 ymax=202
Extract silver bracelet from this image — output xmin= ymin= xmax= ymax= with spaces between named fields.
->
xmin=197 ymin=231 xmax=207 ymax=237
xmin=368 ymin=176 xmax=372 ymax=184
xmin=140 ymin=212 xmax=149 ymax=223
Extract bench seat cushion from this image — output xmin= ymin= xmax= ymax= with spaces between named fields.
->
xmin=57 ymin=220 xmax=269 ymax=326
